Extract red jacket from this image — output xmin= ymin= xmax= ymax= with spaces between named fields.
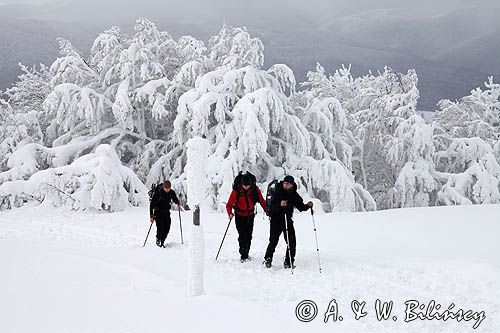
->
xmin=226 ymin=186 xmax=268 ymax=217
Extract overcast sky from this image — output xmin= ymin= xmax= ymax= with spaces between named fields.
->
xmin=0 ymin=0 xmax=490 ymax=24
xmin=1 ymin=0 xmax=498 ymax=38
xmin=1 ymin=0 xmax=499 ymax=110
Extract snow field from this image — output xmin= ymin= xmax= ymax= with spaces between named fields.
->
xmin=1 ymin=203 xmax=499 ymax=332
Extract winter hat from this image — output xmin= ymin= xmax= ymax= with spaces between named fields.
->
xmin=241 ymin=174 xmax=252 ymax=186
xmin=283 ymin=175 xmax=295 ymax=185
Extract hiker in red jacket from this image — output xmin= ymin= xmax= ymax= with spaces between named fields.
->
xmin=226 ymin=173 xmax=268 ymax=262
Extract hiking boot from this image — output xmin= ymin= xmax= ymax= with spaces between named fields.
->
xmin=156 ymin=238 xmax=162 ymax=247
xmin=284 ymin=258 xmax=296 ymax=269
xmin=263 ymin=257 xmax=272 ymax=268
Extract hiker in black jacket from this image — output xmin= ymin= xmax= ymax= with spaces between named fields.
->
xmin=264 ymin=175 xmax=313 ymax=268
xmin=149 ymin=180 xmax=180 ymax=247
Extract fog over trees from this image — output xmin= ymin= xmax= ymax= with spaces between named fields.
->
xmin=1 ymin=0 xmax=500 ymax=110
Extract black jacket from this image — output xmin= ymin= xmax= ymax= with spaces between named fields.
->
xmin=150 ymin=187 xmax=180 ymax=216
xmin=269 ymin=181 xmax=310 ymax=221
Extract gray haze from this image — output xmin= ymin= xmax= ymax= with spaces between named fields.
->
xmin=1 ymin=0 xmax=500 ymax=109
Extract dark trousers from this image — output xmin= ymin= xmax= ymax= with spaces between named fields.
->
xmin=156 ymin=212 xmax=171 ymax=244
xmin=265 ymin=215 xmax=296 ymax=263
xmin=235 ymin=214 xmax=255 ymax=258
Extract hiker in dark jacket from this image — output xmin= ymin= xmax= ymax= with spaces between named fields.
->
xmin=150 ymin=180 xmax=180 ymax=247
xmin=264 ymin=175 xmax=313 ymax=268
xmin=226 ymin=174 xmax=268 ymax=261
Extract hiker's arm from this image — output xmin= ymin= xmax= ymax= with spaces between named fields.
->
xmin=226 ymin=190 xmax=237 ymax=217
xmin=172 ymin=190 xmax=180 ymax=205
xmin=269 ymin=191 xmax=283 ymax=215
xmin=257 ymin=187 xmax=268 ymax=215
xmin=294 ymin=192 xmax=311 ymax=212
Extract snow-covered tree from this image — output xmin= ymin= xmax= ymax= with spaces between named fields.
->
xmin=436 ymin=137 xmax=493 ymax=173
xmin=435 ymin=137 xmax=500 ymax=205
xmin=267 ymin=64 xmax=296 ymax=97
xmin=300 ymin=65 xmax=428 ymax=208
xmin=354 ymin=68 xmax=420 ymax=207
xmin=0 ymin=99 xmax=43 ymax=173
xmin=301 ymin=97 xmax=350 ymax=164
xmin=430 ymin=79 xmax=500 ymax=206
xmin=44 ymin=84 xmax=109 ymax=136
xmin=387 ymin=115 xmax=434 ymax=171
xmin=386 ymin=115 xmax=439 ymax=208
xmin=168 ymin=65 xmax=305 ymax=208
xmin=91 ymin=26 xmax=129 ymax=90
xmin=390 ymin=159 xmax=438 ymax=208
xmin=208 ymin=25 xmax=263 ymax=70
xmin=168 ymin=58 xmax=375 ymax=212
xmin=3 ymin=63 xmax=51 ymax=113
xmin=301 ymin=63 xmax=356 ymax=107
xmin=438 ymin=153 xmax=500 ymax=205
xmin=51 ymin=38 xmax=97 ymax=87
xmin=6 ymin=17 xmax=498 ymax=213
xmin=0 ymin=144 xmax=147 ymax=211
xmin=434 ymin=77 xmax=500 ymax=144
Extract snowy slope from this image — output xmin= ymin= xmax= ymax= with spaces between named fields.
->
xmin=1 ymin=203 xmax=499 ymax=332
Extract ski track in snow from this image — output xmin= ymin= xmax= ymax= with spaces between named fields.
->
xmin=1 ymin=204 xmax=499 ymax=332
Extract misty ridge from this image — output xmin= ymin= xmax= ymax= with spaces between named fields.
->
xmin=1 ymin=0 xmax=500 ymax=109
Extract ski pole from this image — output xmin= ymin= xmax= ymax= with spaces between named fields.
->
xmin=215 ymin=216 xmax=233 ymax=260
xmin=143 ymin=221 xmax=154 ymax=247
xmin=284 ymin=214 xmax=294 ymax=275
xmin=178 ymin=205 xmax=184 ymax=244
xmin=310 ymin=208 xmax=322 ymax=273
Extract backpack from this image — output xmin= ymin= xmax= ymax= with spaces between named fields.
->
xmin=232 ymin=171 xmax=258 ymax=204
xmin=265 ymin=179 xmax=279 ymax=210
xmin=148 ymin=183 xmax=162 ymax=202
